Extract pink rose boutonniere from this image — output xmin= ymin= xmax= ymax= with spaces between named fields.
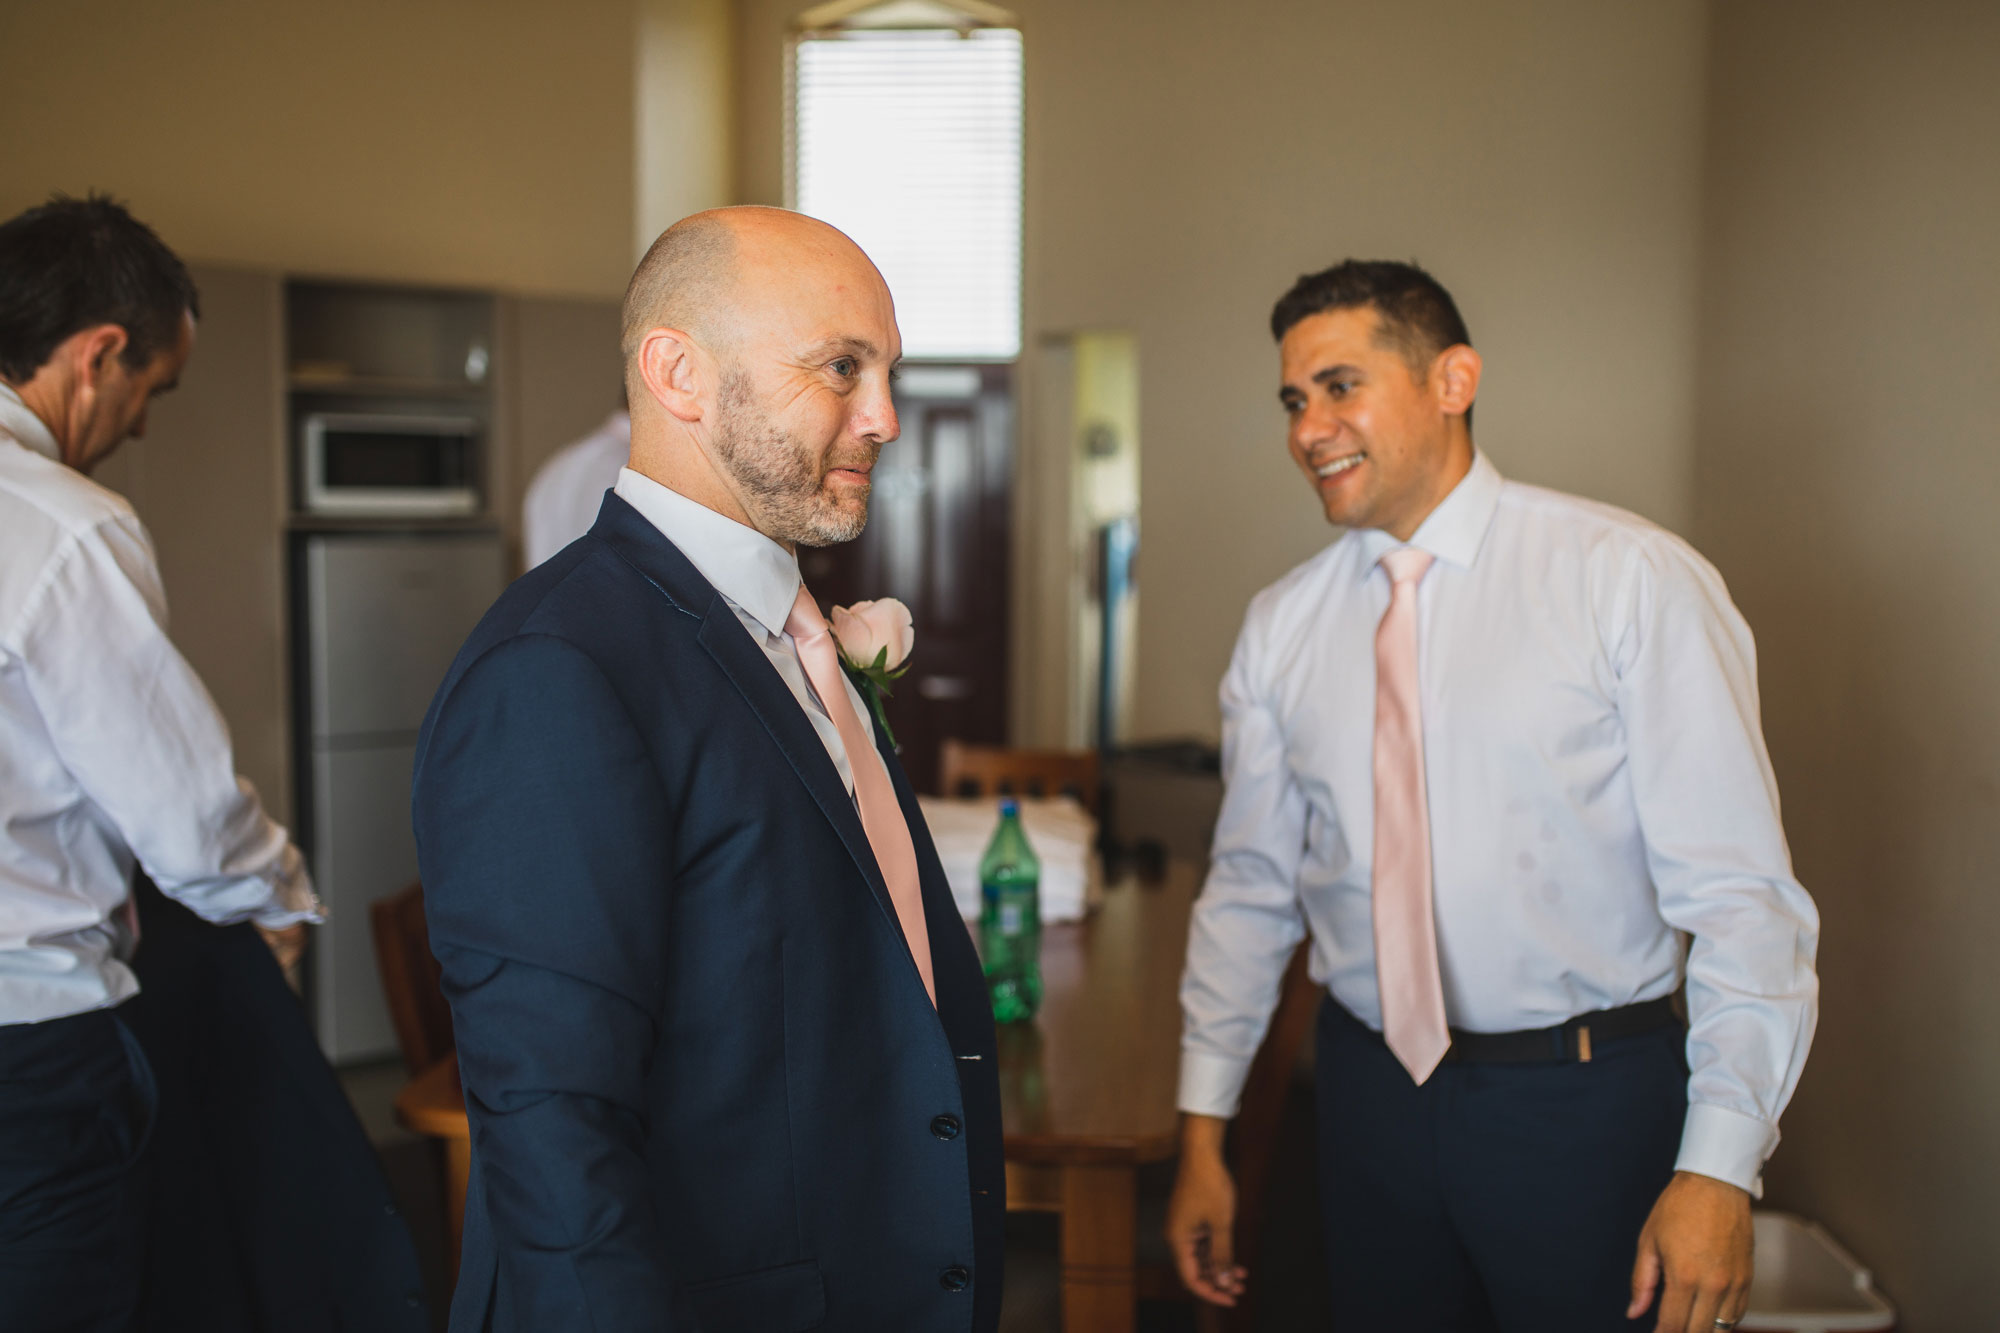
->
xmin=831 ymin=598 xmax=915 ymax=750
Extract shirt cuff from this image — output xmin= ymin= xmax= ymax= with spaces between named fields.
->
xmin=1177 ymin=1049 xmax=1254 ymax=1119
xmin=249 ymin=846 xmax=326 ymax=928
xmin=1675 ymin=1101 xmax=1779 ymax=1198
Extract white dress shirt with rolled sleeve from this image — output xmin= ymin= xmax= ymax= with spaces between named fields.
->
xmin=0 ymin=386 xmax=320 ymax=1027
xmin=1178 ymin=450 xmax=1819 ymax=1195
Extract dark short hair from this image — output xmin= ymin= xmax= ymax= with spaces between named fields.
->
xmin=0 ymin=194 xmax=199 ymax=383
xmin=1270 ymin=258 xmax=1471 ymax=365
xmin=1271 ymin=259 xmax=1473 ymax=430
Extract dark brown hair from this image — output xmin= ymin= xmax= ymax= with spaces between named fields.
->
xmin=0 ymin=193 xmax=199 ymax=383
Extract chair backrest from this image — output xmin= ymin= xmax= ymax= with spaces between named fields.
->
xmin=368 ymin=881 xmax=455 ymax=1077
xmin=938 ymin=738 xmax=1102 ymax=815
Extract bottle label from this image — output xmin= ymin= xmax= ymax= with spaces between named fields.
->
xmin=999 ymin=903 xmax=1023 ymax=935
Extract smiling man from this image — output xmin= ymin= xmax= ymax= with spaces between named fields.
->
xmin=1165 ymin=260 xmax=1819 ymax=1333
xmin=413 ymin=208 xmax=1003 ymax=1333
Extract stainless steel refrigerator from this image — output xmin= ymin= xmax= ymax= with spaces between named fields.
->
xmin=297 ymin=531 xmax=504 ymax=1064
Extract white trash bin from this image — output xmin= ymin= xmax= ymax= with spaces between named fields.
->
xmin=1740 ymin=1211 xmax=1897 ymax=1332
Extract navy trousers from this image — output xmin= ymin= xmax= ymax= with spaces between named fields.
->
xmin=0 ymin=1007 xmax=156 ymax=1333
xmin=1315 ymin=998 xmax=1686 ymax=1332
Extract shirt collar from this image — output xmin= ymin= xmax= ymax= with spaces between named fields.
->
xmin=612 ymin=467 xmax=801 ymax=637
xmin=0 ymin=384 xmax=61 ymax=463
xmin=1355 ymin=449 xmax=1504 ymax=571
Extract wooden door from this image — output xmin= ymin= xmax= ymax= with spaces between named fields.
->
xmin=799 ymin=365 xmax=1012 ymax=796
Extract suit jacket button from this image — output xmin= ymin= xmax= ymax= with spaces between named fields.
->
xmin=940 ymin=1266 xmax=971 ymax=1292
xmin=930 ymin=1114 xmax=962 ymax=1140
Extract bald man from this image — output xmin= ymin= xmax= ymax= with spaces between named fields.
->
xmin=412 ymin=209 xmax=1004 ymax=1333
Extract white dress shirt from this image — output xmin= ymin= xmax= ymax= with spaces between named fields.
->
xmin=612 ymin=467 xmax=875 ymax=797
xmin=524 ymin=411 xmax=632 ymax=569
xmin=0 ymin=386 xmax=320 ymax=1027
xmin=1178 ymin=451 xmax=1819 ymax=1194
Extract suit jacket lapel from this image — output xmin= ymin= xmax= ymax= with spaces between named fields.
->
xmin=694 ymin=609 xmax=901 ymax=922
xmin=592 ymin=493 xmax=903 ymax=935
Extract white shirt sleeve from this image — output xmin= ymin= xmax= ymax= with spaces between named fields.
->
xmin=525 ymin=416 xmax=631 ymax=570
xmin=1614 ymin=538 xmax=1819 ymax=1195
xmin=522 ymin=458 xmax=574 ymax=571
xmin=19 ymin=513 xmax=320 ymax=928
xmin=1177 ymin=608 xmax=1312 ymax=1118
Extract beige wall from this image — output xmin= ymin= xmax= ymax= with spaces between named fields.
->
xmin=0 ymin=0 xmax=637 ymax=297
xmin=500 ymin=293 xmax=629 ymax=570
xmin=1 ymin=0 xmax=673 ymax=807
xmin=1694 ymin=4 xmax=2000 ymax=1327
xmin=735 ymin=0 xmax=1710 ymax=744
xmin=638 ymin=0 xmax=738 ymax=259
xmin=93 ymin=266 xmax=292 ymax=821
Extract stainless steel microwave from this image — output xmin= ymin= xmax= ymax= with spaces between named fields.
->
xmin=300 ymin=412 xmax=480 ymax=517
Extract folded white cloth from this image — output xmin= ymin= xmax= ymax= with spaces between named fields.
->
xmin=915 ymin=795 xmax=1101 ymax=923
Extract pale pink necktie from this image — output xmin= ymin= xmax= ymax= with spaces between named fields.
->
xmin=1373 ymin=547 xmax=1449 ymax=1084
xmin=787 ymin=586 xmax=936 ymax=1007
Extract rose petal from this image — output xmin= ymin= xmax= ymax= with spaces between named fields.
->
xmin=829 ymin=598 xmax=913 ymax=670
xmin=863 ymin=598 xmax=914 ymax=669
xmin=830 ymin=604 xmax=875 ymax=664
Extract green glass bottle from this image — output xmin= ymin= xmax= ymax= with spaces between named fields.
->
xmin=979 ymin=798 xmax=1043 ymax=1023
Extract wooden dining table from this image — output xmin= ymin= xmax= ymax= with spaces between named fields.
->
xmin=394 ymin=861 xmax=1198 ymax=1332
xmin=994 ymin=861 xmax=1194 ymax=1331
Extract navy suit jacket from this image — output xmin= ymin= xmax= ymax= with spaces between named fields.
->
xmin=411 ymin=494 xmax=1004 ymax=1333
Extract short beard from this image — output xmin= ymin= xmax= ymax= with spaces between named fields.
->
xmin=711 ymin=370 xmax=873 ymax=547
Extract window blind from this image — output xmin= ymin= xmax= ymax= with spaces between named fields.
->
xmin=793 ymin=29 xmax=1023 ymax=361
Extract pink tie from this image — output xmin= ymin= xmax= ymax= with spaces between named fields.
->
xmin=1373 ymin=547 xmax=1449 ymax=1084
xmin=787 ymin=586 xmax=936 ymax=1007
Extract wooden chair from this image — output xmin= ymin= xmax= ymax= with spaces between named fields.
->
xmin=369 ymin=881 xmax=467 ymax=1275
xmin=1135 ymin=939 xmax=1322 ymax=1331
xmin=939 ymin=738 xmax=1102 ymax=816
xmin=368 ymin=880 xmax=453 ymax=1077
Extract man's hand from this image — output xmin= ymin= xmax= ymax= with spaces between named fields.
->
xmin=257 ymin=923 xmax=308 ymax=978
xmin=1165 ymin=1113 xmax=1247 ymax=1306
xmin=1628 ymin=1170 xmax=1754 ymax=1331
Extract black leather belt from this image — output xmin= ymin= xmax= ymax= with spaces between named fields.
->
xmin=1441 ymin=995 xmax=1682 ymax=1065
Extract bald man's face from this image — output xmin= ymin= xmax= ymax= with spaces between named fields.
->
xmin=707 ymin=237 xmax=902 ymax=547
